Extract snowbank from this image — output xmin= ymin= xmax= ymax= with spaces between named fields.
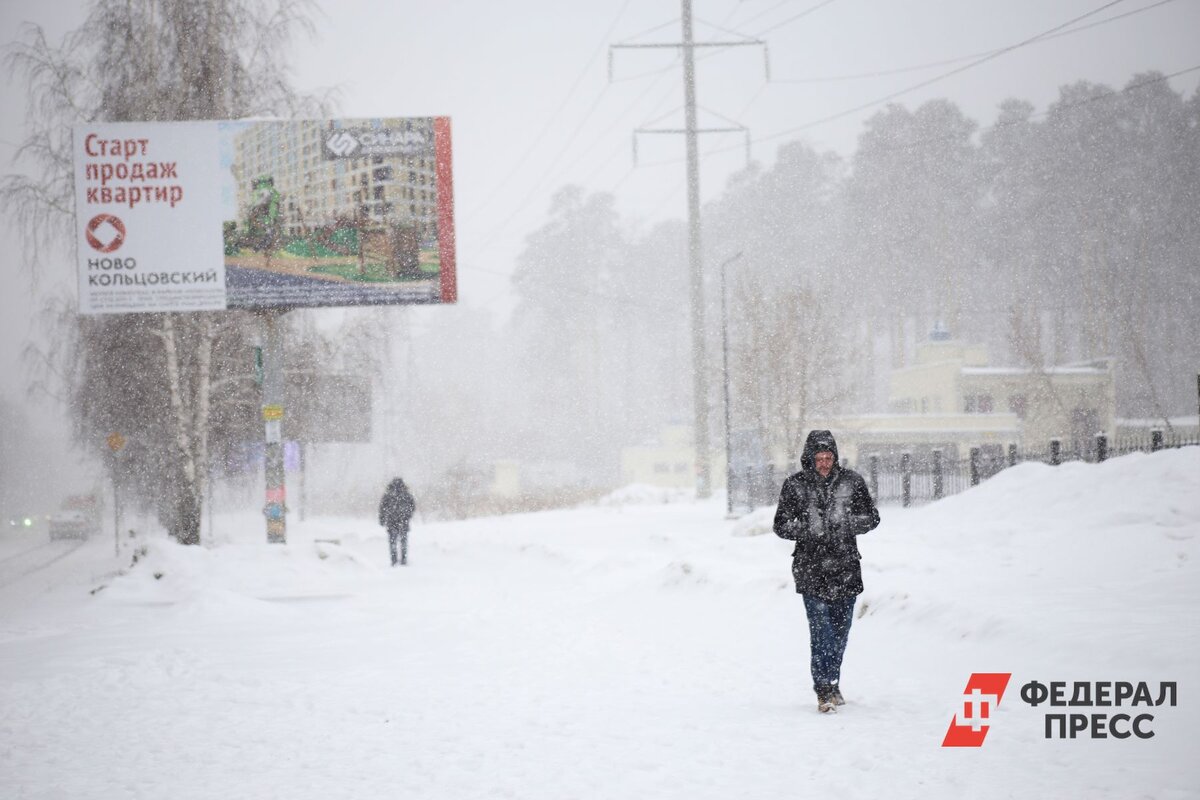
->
xmin=0 ymin=448 xmax=1195 ymax=799
xmin=595 ymin=483 xmax=696 ymax=506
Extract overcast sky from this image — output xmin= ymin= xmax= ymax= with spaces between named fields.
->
xmin=2 ymin=0 xmax=1199 ymax=424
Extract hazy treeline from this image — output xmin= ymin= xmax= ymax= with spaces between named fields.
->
xmin=706 ymin=73 xmax=1200 ymax=461
xmin=404 ymin=73 xmax=1200 ymax=485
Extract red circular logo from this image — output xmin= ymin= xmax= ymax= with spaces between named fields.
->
xmin=85 ymin=214 xmax=126 ymax=253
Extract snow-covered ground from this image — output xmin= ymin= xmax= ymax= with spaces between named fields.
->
xmin=1 ymin=449 xmax=1197 ymax=799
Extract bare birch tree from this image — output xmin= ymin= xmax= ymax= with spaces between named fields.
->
xmin=732 ymin=278 xmax=859 ymax=468
xmin=3 ymin=0 xmax=328 ymax=543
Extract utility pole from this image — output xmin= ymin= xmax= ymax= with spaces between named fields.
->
xmin=610 ymin=0 xmax=765 ymax=500
xmin=680 ymin=0 xmax=710 ymax=498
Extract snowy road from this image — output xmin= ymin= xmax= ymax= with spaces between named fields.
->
xmin=0 ymin=540 xmax=87 ymax=589
xmin=1 ymin=450 xmax=1197 ymax=799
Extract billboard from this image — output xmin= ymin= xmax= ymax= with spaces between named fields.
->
xmin=73 ymin=118 xmax=457 ymax=313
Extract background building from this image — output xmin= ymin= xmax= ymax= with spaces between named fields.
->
xmin=231 ymin=119 xmax=438 ymax=241
xmin=812 ymin=330 xmax=1116 ymax=468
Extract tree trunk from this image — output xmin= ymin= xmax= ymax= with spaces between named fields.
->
xmin=160 ymin=313 xmax=201 ymax=544
xmin=193 ymin=314 xmax=216 ymax=539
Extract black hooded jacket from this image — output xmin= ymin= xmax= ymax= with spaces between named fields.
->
xmin=773 ymin=430 xmax=880 ymax=599
xmin=379 ymin=478 xmax=416 ymax=532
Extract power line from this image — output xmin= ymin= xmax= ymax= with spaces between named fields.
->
xmin=770 ymin=0 xmax=1180 ymax=85
xmin=460 ymin=1 xmax=837 ymax=315
xmin=594 ymin=109 xmax=684 ymax=191
xmin=1037 ymin=61 xmax=1199 ymax=110
xmin=459 ymin=64 xmax=1200 ymax=315
xmin=755 ymin=0 xmax=1138 ymax=145
xmin=741 ymin=0 xmax=1136 ymax=147
xmin=843 ymin=64 xmax=1200 ymax=157
xmin=645 ymin=174 xmax=690 ymax=220
xmin=458 ymin=76 xmax=685 ymax=311
xmin=611 ymin=54 xmax=683 ymax=83
xmin=609 ymin=1 xmax=835 ymax=262
xmin=733 ymin=0 xmax=805 ymax=30
xmin=696 ymin=77 xmax=773 ymax=164
xmin=461 ymin=0 xmax=635 ymax=220
xmin=465 ymin=62 xmax=682 ymax=254
xmin=610 ymin=0 xmax=825 ymax=83
xmin=581 ymin=138 xmax=638 ymax=187
xmin=628 ymin=64 xmax=1200 ymax=233
xmin=753 ymin=0 xmax=841 ymax=36
xmin=467 ymin=8 xmax=706 ymax=251
xmin=464 ymin=88 xmax=614 ymax=249
xmin=622 ymin=16 xmax=682 ymax=42
xmin=694 ymin=16 xmax=761 ymax=41
xmin=637 ymin=0 xmax=1140 ymax=167
xmin=688 ymin=0 xmax=1175 ymax=187
xmin=563 ymin=72 xmax=681 ymax=179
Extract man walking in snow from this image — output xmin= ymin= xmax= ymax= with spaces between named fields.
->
xmin=379 ymin=477 xmax=416 ymax=567
xmin=773 ymin=430 xmax=880 ymax=713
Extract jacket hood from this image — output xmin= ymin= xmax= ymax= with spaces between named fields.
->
xmin=800 ymin=429 xmax=839 ymax=472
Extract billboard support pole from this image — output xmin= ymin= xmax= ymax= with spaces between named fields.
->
xmin=105 ymin=433 xmax=126 ymax=557
xmin=261 ymin=310 xmax=288 ymax=544
xmin=111 ymin=453 xmax=120 ymax=557
xmin=298 ymin=441 xmax=306 ymax=522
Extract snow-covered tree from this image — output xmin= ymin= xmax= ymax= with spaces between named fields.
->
xmin=3 ymin=0 xmax=326 ymax=543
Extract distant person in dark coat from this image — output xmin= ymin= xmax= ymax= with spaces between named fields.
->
xmin=773 ymin=430 xmax=880 ymax=714
xmin=378 ymin=478 xmax=416 ymax=566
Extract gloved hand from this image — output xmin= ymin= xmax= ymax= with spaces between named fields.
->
xmin=844 ymin=514 xmax=872 ymax=537
xmin=782 ymin=517 xmax=814 ymax=543
xmin=782 ymin=515 xmax=801 ymax=542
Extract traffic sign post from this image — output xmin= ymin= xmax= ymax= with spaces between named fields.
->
xmin=106 ymin=432 xmax=126 ymax=557
xmin=261 ymin=313 xmax=287 ymax=544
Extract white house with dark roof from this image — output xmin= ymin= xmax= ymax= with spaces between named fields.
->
xmin=808 ymin=331 xmax=1115 ymax=468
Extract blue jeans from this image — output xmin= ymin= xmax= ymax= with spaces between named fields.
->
xmin=802 ymin=594 xmax=856 ymax=692
xmin=388 ymin=526 xmax=408 ymax=566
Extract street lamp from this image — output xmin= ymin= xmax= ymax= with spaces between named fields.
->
xmin=719 ymin=250 xmax=743 ymax=517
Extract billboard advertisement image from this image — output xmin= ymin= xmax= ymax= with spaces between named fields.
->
xmin=73 ymin=117 xmax=457 ymax=313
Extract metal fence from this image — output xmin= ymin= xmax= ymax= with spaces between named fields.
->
xmin=731 ymin=429 xmax=1199 ymax=511
xmin=1012 ymin=430 xmax=1199 ymax=468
